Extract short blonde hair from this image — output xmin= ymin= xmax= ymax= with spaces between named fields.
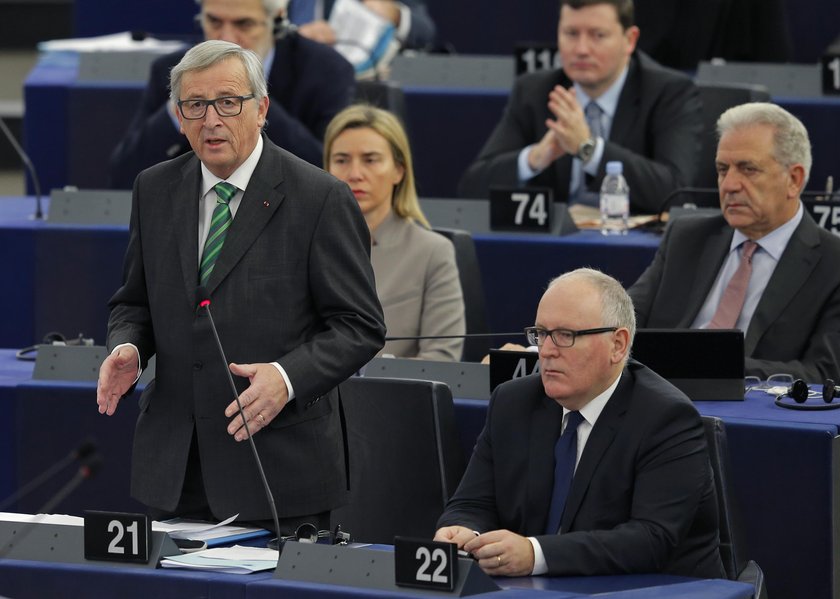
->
xmin=324 ymin=104 xmax=429 ymax=227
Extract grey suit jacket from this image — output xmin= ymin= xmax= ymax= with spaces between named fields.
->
xmin=628 ymin=211 xmax=840 ymax=381
xmin=372 ymin=212 xmax=465 ymax=361
xmin=107 ymin=138 xmax=385 ymax=519
xmin=437 ymin=364 xmax=724 ymax=578
xmin=457 ymin=52 xmax=702 ymax=214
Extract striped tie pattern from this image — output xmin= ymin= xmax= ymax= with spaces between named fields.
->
xmin=199 ymin=182 xmax=237 ymax=286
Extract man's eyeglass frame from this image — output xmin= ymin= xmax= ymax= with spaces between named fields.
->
xmin=524 ymin=326 xmax=618 ymax=348
xmin=177 ymin=94 xmax=256 ymax=120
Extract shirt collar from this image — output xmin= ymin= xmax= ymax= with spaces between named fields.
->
xmin=262 ymin=47 xmax=275 ymax=78
xmin=730 ymin=201 xmax=804 ymax=261
xmin=200 ymin=134 xmax=264 ymax=197
xmin=573 ymin=64 xmax=629 ymax=120
xmin=565 ymin=370 xmax=622 ymax=428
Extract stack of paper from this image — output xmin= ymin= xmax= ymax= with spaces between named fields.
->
xmin=153 ymin=515 xmax=269 ymax=546
xmin=161 ymin=545 xmax=278 ymax=574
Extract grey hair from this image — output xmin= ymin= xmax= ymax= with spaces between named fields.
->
xmin=169 ymin=40 xmax=268 ymax=103
xmin=717 ymin=102 xmax=812 ymax=187
xmin=196 ymin=0 xmax=289 ymax=17
xmin=548 ymin=268 xmax=636 ymax=348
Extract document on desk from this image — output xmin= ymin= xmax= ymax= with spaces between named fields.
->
xmin=153 ymin=514 xmax=269 ymax=545
xmin=160 ymin=545 xmax=278 ymax=574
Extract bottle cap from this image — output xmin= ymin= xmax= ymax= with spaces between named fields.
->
xmin=606 ymin=161 xmax=623 ymax=175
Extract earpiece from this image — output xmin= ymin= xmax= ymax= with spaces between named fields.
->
xmin=823 ymin=378 xmax=840 ymax=404
xmin=775 ymin=378 xmax=840 ymax=411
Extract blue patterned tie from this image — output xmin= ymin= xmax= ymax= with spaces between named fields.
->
xmin=544 ymin=410 xmax=584 ymax=534
xmin=199 ymin=182 xmax=237 ymax=286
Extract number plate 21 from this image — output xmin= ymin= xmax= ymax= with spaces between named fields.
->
xmin=84 ymin=510 xmax=151 ymax=563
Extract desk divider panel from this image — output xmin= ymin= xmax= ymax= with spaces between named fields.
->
xmin=78 ymin=52 xmax=175 ymax=83
xmin=0 ymin=521 xmax=178 ymax=568
xmin=47 ymin=189 xmax=132 ymax=225
xmin=275 ymin=542 xmax=499 ymax=597
xmin=363 ymin=358 xmax=490 ymax=400
xmin=696 ymin=62 xmax=822 ymax=98
xmin=33 ymin=345 xmax=155 ymax=386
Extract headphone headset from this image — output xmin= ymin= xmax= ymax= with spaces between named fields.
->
xmin=774 ymin=378 xmax=840 ymax=410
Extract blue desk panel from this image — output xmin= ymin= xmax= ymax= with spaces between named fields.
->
xmin=0 ymin=556 xmax=749 ymax=599
xmin=0 ymin=197 xmax=659 ymax=352
xmin=23 ymin=57 xmax=840 ymax=200
xmin=0 ymin=559 xmax=272 ymax=599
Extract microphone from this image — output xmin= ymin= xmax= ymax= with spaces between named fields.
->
xmin=384 ymin=332 xmax=525 ymax=342
xmin=273 ymin=15 xmax=298 ymax=39
xmin=195 ymin=286 xmax=281 ymax=547
xmin=37 ymin=453 xmax=103 ymax=514
xmin=0 ymin=115 xmax=44 ymax=220
xmin=655 ymin=186 xmax=719 ymax=218
xmin=0 ymin=439 xmax=98 ymax=510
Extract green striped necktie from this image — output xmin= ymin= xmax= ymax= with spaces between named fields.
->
xmin=199 ymin=181 xmax=237 ymax=286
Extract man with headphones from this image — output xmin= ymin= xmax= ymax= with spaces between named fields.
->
xmin=109 ymin=0 xmax=355 ymax=189
xmin=629 ymin=102 xmax=840 ymax=383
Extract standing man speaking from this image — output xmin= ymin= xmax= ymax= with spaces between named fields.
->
xmin=97 ymin=40 xmax=384 ymax=534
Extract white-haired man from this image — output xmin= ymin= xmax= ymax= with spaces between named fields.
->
xmin=110 ymin=0 xmax=354 ymax=188
xmin=629 ymin=102 xmax=840 ymax=381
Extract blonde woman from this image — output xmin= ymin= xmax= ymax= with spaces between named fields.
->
xmin=324 ymin=105 xmax=465 ymax=361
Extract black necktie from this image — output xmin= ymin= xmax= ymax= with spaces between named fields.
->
xmin=544 ymin=410 xmax=584 ymax=534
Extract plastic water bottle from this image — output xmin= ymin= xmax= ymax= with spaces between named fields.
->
xmin=600 ymin=161 xmax=629 ymax=235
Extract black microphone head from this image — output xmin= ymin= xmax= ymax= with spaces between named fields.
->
xmin=130 ymin=30 xmax=147 ymax=41
xmin=80 ymin=454 xmax=103 ymax=480
xmin=74 ymin=439 xmax=97 ymax=460
xmin=790 ymin=379 xmax=810 ymax=403
xmin=196 ymin=286 xmax=211 ymax=309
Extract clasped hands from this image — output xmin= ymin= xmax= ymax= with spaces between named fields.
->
xmin=96 ymin=347 xmax=289 ymax=440
xmin=528 ymin=85 xmax=592 ymax=172
xmin=433 ymin=526 xmax=534 ymax=577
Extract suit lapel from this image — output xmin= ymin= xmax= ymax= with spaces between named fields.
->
xmin=745 ymin=214 xmax=821 ymax=355
xmin=205 ymin=141 xmax=286 ymax=294
xmin=175 ymin=158 xmax=201 ymax=300
xmin=560 ymin=369 xmax=631 ymax=531
xmin=680 ymin=223 xmax=733 ymax=326
xmin=609 ymin=55 xmax=641 ymax=153
xmin=527 ymin=392 xmax=564 ymax=533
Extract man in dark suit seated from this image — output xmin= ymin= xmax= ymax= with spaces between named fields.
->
xmin=629 ymin=102 xmax=840 ymax=382
xmin=457 ymin=0 xmax=702 ymax=214
xmin=435 ymin=268 xmax=724 ymax=578
xmin=96 ymin=40 xmax=385 ymax=533
xmin=109 ymin=0 xmax=355 ymax=189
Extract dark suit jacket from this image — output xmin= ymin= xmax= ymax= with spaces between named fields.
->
xmin=108 ymin=32 xmax=355 ymax=189
xmin=320 ymin=0 xmax=436 ymax=49
xmin=628 ymin=211 xmax=840 ymax=381
xmin=106 ymin=138 xmax=385 ymax=520
xmin=457 ymin=52 xmax=703 ymax=214
xmin=437 ymin=364 xmax=724 ymax=578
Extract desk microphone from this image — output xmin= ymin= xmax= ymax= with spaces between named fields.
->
xmin=384 ymin=332 xmax=524 ymax=342
xmin=655 ymin=187 xmax=719 ymax=220
xmin=195 ymin=286 xmax=281 ymax=546
xmin=37 ymin=452 xmax=103 ymax=513
xmin=0 ymin=115 xmax=44 ymax=220
xmin=0 ymin=439 xmax=98 ymax=511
